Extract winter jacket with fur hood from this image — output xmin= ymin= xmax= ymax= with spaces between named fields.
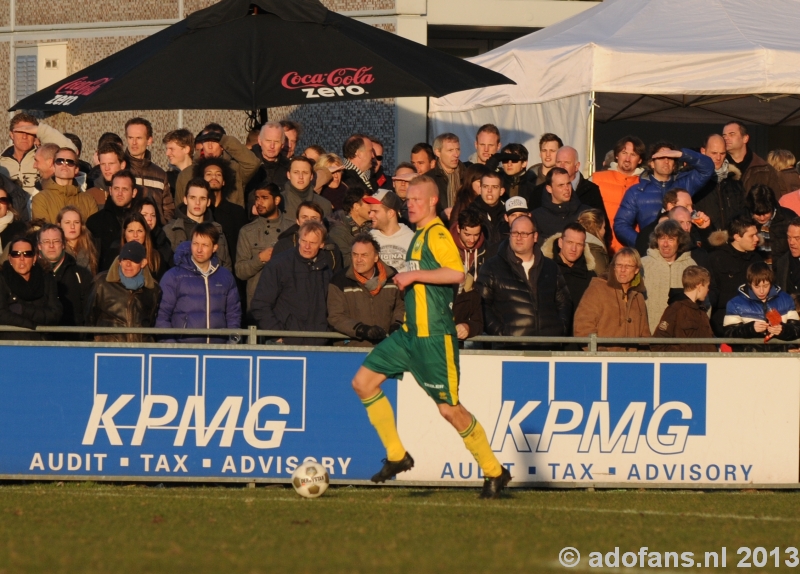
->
xmin=541 ymin=232 xmax=597 ymax=313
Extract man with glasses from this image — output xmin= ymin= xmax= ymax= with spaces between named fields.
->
xmin=1 ymin=113 xmax=76 ymax=199
xmin=37 ymin=224 xmax=92 ymax=330
xmin=32 ymin=148 xmax=97 ymax=224
xmin=477 ymin=215 xmax=571 ymax=340
xmin=0 ymin=236 xmax=62 ymax=340
xmin=573 ymin=247 xmax=651 ymax=351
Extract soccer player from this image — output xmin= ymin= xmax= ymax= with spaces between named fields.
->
xmin=351 ymin=174 xmax=512 ymax=499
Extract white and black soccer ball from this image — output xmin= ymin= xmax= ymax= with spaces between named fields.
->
xmin=291 ymin=460 xmax=330 ymax=499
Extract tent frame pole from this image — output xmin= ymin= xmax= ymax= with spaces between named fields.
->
xmin=587 ymin=91 xmax=596 ymax=176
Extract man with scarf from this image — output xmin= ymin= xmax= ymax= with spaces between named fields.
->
xmin=37 ymin=224 xmax=92 ymax=330
xmin=327 ymin=234 xmax=404 ymax=347
xmin=0 ymin=236 xmax=62 ymax=340
xmin=341 ymin=134 xmax=378 ymax=193
xmin=86 ymin=241 xmax=161 ymax=343
xmin=282 ymin=156 xmax=332 ymax=221
xmin=694 ymin=134 xmax=747 ymax=231
xmin=450 ymin=208 xmax=489 ymax=340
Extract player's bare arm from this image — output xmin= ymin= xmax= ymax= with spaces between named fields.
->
xmin=392 ymin=268 xmax=465 ymax=290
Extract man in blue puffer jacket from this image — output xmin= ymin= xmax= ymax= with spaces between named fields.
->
xmin=614 ymin=142 xmax=715 ymax=247
xmin=723 ymin=261 xmax=800 ymax=351
xmin=156 ymin=222 xmax=242 ymax=344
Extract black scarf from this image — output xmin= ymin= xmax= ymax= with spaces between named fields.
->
xmin=1 ymin=261 xmax=45 ymax=301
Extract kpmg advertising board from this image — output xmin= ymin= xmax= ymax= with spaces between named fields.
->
xmin=0 ymin=347 xmax=797 ymax=485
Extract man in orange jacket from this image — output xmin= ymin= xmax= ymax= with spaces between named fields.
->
xmin=592 ymin=136 xmax=645 ymax=253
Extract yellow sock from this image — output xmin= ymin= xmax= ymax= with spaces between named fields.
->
xmin=362 ymin=391 xmax=406 ymax=461
xmin=460 ymin=416 xmax=504 ymax=478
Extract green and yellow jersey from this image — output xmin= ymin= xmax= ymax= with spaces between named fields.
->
xmin=403 ymin=217 xmax=463 ymax=337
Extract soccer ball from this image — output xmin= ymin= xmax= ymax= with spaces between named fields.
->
xmin=291 ymin=460 xmax=330 ymax=498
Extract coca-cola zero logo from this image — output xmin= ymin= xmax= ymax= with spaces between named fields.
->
xmin=43 ymin=76 xmax=112 ymax=106
xmin=281 ymin=67 xmax=373 ymax=99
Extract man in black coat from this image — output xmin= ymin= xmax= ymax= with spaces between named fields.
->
xmin=532 ymin=167 xmax=591 ymax=247
xmin=250 ymin=220 xmax=333 ymax=346
xmin=531 ymin=146 xmax=608 ymax=225
xmin=86 ymin=169 xmax=138 ymax=272
xmin=245 ymin=122 xmax=291 ymax=198
xmin=37 ymin=224 xmax=92 ymax=331
xmin=694 ymin=134 xmax=746 ymax=231
xmin=541 ymin=222 xmax=597 ymax=323
xmin=341 ymin=134 xmax=378 ymax=193
xmin=476 ymin=216 xmax=571 ymax=343
xmin=708 ymin=215 xmax=763 ymax=335
xmin=470 ymin=172 xmax=509 ymax=250
xmin=0 ymin=236 xmax=62 ymax=340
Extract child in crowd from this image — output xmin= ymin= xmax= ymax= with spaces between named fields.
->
xmin=652 ymin=265 xmax=716 ymax=352
xmin=722 ymin=262 xmax=800 ymax=351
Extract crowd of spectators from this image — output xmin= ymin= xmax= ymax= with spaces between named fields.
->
xmin=0 ymin=111 xmax=799 ymax=351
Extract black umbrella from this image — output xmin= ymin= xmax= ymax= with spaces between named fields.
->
xmin=10 ymin=0 xmax=513 ymax=115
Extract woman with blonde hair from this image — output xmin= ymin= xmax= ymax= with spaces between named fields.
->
xmin=314 ymin=153 xmax=348 ymax=211
xmin=57 ymin=206 xmax=98 ymax=275
xmin=121 ymin=212 xmax=166 ymax=280
xmin=577 ymin=208 xmax=610 ymax=275
xmin=768 ymin=149 xmax=800 ymax=196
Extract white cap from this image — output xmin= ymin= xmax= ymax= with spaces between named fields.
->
xmin=505 ymin=195 xmax=529 ymax=214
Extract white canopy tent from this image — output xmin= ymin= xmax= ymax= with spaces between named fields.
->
xmin=429 ymin=0 xmax=800 ymax=173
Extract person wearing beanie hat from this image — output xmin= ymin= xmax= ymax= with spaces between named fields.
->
xmin=87 ymin=239 xmax=161 ymax=343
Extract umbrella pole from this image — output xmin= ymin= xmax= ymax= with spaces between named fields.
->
xmin=587 ymin=91 xmax=596 ymax=176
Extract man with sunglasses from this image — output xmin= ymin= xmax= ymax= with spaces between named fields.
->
xmin=0 ymin=237 xmax=62 ymax=340
xmin=31 ymin=148 xmax=97 ymax=224
xmin=0 ymin=113 xmax=76 ymax=199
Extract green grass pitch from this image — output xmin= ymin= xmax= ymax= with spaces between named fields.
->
xmin=0 ymin=483 xmax=798 ymax=573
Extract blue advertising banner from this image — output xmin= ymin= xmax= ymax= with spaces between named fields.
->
xmin=0 ymin=346 xmax=390 ymax=482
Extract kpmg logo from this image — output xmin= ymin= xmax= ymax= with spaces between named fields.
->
xmin=82 ymin=353 xmax=306 ymax=449
xmin=491 ymin=362 xmax=706 ymax=455
xmin=281 ymin=67 xmax=374 ymax=99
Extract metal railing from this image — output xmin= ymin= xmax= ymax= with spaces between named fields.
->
xmin=0 ymin=325 xmax=797 ymax=353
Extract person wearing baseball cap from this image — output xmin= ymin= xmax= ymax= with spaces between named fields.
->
xmin=87 ymin=240 xmax=161 ymax=343
xmin=364 ymin=189 xmax=415 ymax=273
xmin=504 ymin=195 xmax=531 ymax=227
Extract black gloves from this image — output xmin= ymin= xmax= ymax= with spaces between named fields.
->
xmin=388 ymin=321 xmax=403 ymax=334
xmin=355 ymin=323 xmax=387 ymax=341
